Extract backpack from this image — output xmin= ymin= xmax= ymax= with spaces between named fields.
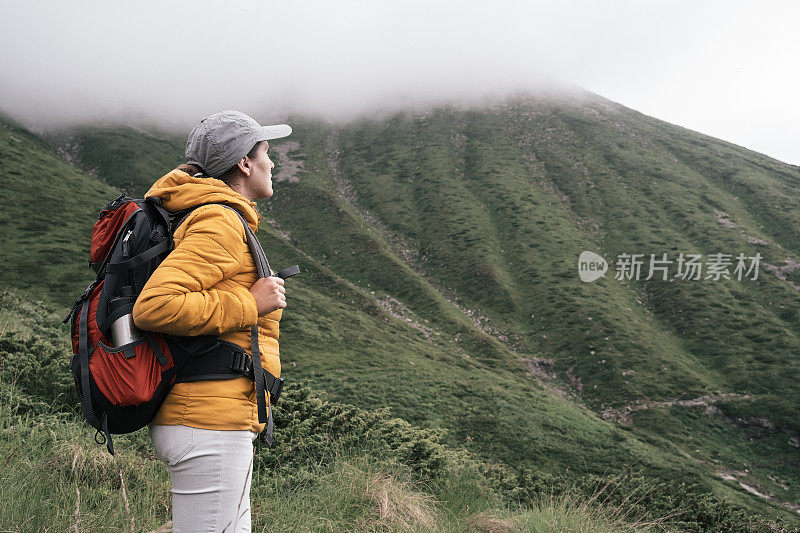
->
xmin=64 ymin=194 xmax=299 ymax=454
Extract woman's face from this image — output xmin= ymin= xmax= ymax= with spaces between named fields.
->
xmin=243 ymin=142 xmax=275 ymax=200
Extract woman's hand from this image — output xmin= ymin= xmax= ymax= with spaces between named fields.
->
xmin=249 ymin=276 xmax=286 ymax=315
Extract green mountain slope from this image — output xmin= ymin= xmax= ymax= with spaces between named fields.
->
xmin=0 ymin=116 xmax=118 ymax=304
xmin=44 ymin=124 xmax=185 ymax=195
xmin=14 ymin=92 xmax=800 ymax=523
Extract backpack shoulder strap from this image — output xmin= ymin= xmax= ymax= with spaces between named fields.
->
xmin=170 ymin=203 xmax=272 ymax=276
xmin=218 ymin=205 xmax=272 ymax=277
xmin=169 ymin=202 xmax=278 ymax=441
xmin=218 ymin=205 xmax=274 ymax=437
xmin=143 ymin=196 xmax=171 ymax=230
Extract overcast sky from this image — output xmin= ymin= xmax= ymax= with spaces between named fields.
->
xmin=1 ymin=1 xmax=798 ymax=165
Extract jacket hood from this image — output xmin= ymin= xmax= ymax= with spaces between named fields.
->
xmin=145 ymin=168 xmax=260 ymax=230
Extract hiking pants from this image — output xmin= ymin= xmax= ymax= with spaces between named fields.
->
xmin=150 ymin=424 xmax=258 ymax=533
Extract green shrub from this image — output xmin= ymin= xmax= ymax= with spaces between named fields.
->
xmin=257 ymin=382 xmax=450 ymax=488
xmin=0 ymin=330 xmax=77 ymax=414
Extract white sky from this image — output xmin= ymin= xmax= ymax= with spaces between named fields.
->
xmin=1 ymin=0 xmax=798 ymax=165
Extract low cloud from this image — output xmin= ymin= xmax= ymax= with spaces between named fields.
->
xmin=1 ymin=0 xmax=798 ymax=164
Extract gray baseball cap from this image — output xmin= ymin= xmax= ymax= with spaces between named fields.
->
xmin=185 ymin=110 xmax=292 ymax=178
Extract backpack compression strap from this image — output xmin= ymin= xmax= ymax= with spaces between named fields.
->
xmin=76 ymin=284 xmax=115 ymax=454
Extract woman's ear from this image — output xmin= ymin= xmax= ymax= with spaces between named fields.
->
xmin=236 ymin=156 xmax=251 ymax=176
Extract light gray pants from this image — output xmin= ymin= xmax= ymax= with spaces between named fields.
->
xmin=150 ymin=425 xmax=258 ymax=533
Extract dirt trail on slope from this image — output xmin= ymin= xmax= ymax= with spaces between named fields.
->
xmin=765 ymin=258 xmax=800 ymax=291
xmin=600 ymin=393 xmax=750 ymax=424
xmin=272 ymin=140 xmax=303 ymax=183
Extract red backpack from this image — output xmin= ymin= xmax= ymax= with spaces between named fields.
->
xmin=65 ymin=194 xmax=298 ymax=454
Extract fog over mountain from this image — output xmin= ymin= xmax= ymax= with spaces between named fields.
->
xmin=1 ymin=0 xmax=798 ymax=164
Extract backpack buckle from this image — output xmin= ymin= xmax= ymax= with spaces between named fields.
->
xmin=64 ymin=282 xmax=97 ymax=323
xmin=231 ymin=349 xmax=252 ymax=375
xmin=268 ymin=376 xmax=284 ymax=404
xmin=80 ymin=282 xmax=94 ymax=301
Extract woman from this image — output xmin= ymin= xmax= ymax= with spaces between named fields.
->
xmin=132 ymin=110 xmax=290 ymax=532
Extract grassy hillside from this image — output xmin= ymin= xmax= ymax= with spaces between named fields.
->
xmin=276 ymin=96 xmax=800 ymax=518
xmin=0 ymin=290 xmax=791 ymax=531
xmin=264 ymin=98 xmax=800 ymax=519
xmin=44 ymin=124 xmax=184 ymax=195
xmin=0 ymin=116 xmax=118 ymax=305
xmin=4 ymin=90 xmax=800 ymax=525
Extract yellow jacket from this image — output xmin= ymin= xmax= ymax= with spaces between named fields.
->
xmin=132 ymin=168 xmax=281 ymax=433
